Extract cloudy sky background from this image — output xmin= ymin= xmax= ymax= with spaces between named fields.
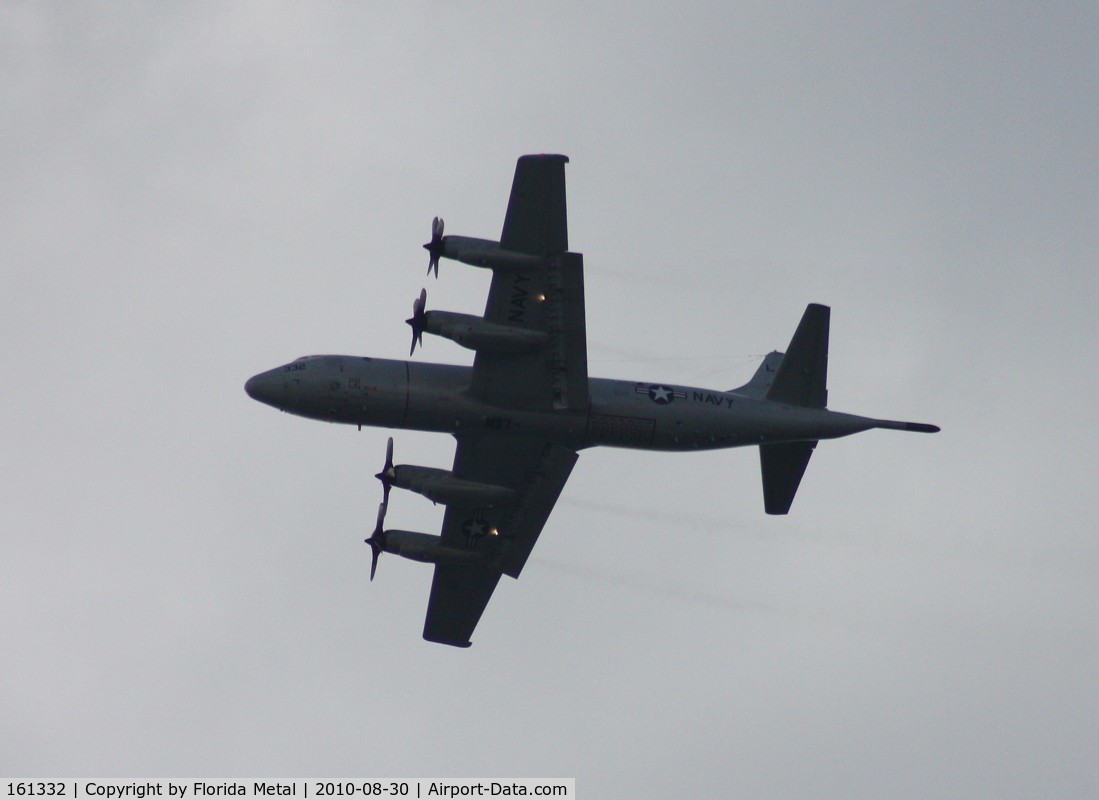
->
xmin=4 ymin=3 xmax=1098 ymax=796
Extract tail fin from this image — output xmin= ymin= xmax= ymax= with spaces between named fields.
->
xmin=766 ymin=303 xmax=829 ymax=409
xmin=759 ymin=304 xmax=830 ymax=514
xmin=729 ymin=351 xmax=784 ymax=398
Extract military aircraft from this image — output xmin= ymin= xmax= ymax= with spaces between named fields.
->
xmin=245 ymin=154 xmax=938 ymax=647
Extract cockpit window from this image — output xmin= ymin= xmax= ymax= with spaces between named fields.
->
xmin=287 ymin=355 xmax=320 ymax=372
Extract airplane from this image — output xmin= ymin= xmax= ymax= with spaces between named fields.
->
xmin=245 ymin=154 xmax=939 ymax=648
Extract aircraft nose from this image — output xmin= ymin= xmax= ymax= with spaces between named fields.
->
xmin=244 ymin=370 xmax=281 ymax=406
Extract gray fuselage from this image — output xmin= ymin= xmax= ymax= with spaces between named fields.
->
xmin=244 ymin=355 xmax=894 ymax=451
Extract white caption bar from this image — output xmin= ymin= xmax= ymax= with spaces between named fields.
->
xmin=4 ymin=781 xmax=575 ymax=800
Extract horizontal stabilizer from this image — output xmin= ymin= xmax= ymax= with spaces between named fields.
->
xmin=766 ymin=304 xmax=829 ymax=408
xmin=760 ymin=441 xmax=817 ymax=515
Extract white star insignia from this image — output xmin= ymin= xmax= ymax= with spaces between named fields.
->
xmin=650 ymin=385 xmax=672 ymax=403
xmin=463 ymin=519 xmax=489 ymax=545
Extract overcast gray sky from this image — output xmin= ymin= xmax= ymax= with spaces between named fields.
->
xmin=4 ymin=3 xmax=1098 ymax=796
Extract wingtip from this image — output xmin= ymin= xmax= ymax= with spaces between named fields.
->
xmin=517 ymin=153 xmax=569 ymax=165
xmin=423 ymin=634 xmax=473 ymax=648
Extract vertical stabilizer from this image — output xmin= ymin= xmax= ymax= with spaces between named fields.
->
xmin=729 ymin=351 xmax=784 ymax=398
xmin=765 ymin=304 xmax=829 ymax=408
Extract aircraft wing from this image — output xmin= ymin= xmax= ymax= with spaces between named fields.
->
xmin=470 ymin=155 xmax=589 ymax=411
xmin=422 ymin=432 xmax=578 ymax=647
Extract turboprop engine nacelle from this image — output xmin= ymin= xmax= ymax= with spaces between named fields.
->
xmin=390 ymin=465 xmax=516 ymax=507
xmin=436 ymin=235 xmax=549 ymax=272
xmin=381 ymin=530 xmax=485 ymax=566
xmin=429 ymin=311 xmax=548 ymax=353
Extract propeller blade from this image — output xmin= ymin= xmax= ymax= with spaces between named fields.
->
xmin=365 ymin=499 xmax=388 ymax=582
xmin=373 ymin=499 xmax=387 ymax=537
xmin=369 ymin=545 xmax=380 ymax=582
xmin=374 ymin=436 xmax=395 ymax=507
xmin=405 ymin=288 xmax=427 ymax=355
xmin=424 ymin=216 xmax=444 ymax=278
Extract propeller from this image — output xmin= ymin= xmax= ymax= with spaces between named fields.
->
xmin=374 ymin=436 xmax=395 ymax=507
xmin=424 ymin=216 xmax=444 ymax=278
xmin=364 ymin=500 xmax=388 ymax=581
xmin=405 ymin=288 xmax=428 ymax=356
xmin=365 ymin=437 xmax=397 ymax=581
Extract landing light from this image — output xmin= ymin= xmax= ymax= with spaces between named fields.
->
xmin=489 ymin=528 xmax=499 ymax=537
xmin=536 ymin=293 xmax=546 ymax=302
